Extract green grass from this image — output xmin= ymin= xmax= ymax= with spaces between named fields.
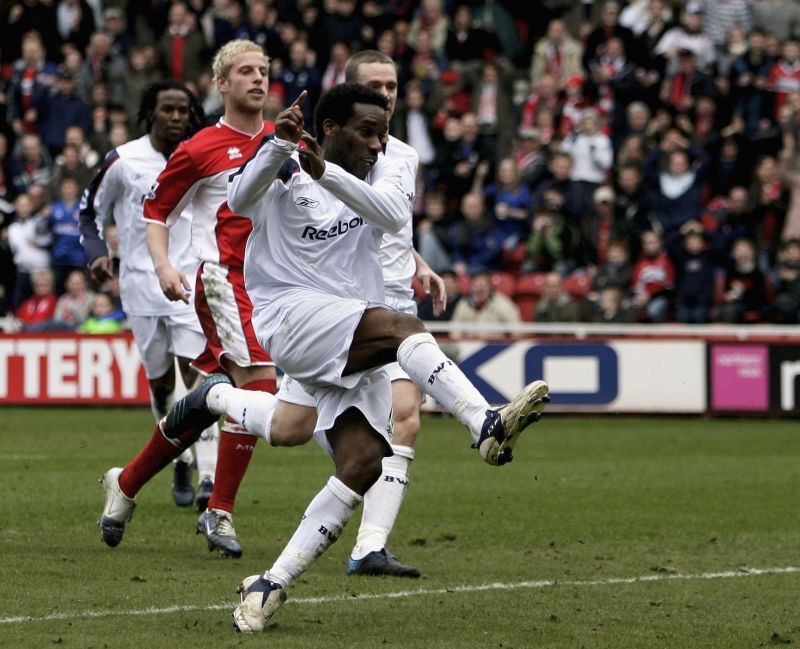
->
xmin=1 ymin=409 xmax=798 ymax=648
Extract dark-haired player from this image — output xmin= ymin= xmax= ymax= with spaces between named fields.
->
xmin=215 ymin=84 xmax=548 ymax=632
xmin=80 ymin=81 xmax=218 ymax=512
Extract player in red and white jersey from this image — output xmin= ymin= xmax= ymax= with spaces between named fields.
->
xmin=96 ymin=41 xmax=276 ymax=558
xmin=81 ymin=81 xmax=219 ymax=513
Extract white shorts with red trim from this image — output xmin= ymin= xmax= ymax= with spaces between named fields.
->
xmin=192 ymin=261 xmax=273 ymax=375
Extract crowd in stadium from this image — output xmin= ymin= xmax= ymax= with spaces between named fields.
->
xmin=2 ymin=0 xmax=800 ymax=330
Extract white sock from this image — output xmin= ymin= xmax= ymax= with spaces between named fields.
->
xmin=150 ymin=389 xmax=175 ymax=421
xmin=397 ymin=332 xmax=489 ymax=442
xmin=351 ymin=445 xmax=413 ymax=560
xmin=207 ymin=383 xmax=277 ymax=440
xmin=269 ymin=477 xmax=361 ymax=588
xmin=175 ymin=447 xmax=193 ymax=464
xmin=194 ymin=422 xmax=218 ymax=482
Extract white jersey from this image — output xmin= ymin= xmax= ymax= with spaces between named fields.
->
xmin=380 ymin=135 xmax=419 ymax=307
xmin=79 ymin=135 xmax=199 ymax=317
xmin=228 ymin=136 xmax=410 ymax=341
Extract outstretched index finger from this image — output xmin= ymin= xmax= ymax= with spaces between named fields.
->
xmin=291 ymin=90 xmax=308 ymax=109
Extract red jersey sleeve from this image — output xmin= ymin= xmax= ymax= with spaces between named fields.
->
xmin=143 ymin=142 xmax=200 ymax=228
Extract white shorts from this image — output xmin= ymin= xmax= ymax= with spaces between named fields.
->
xmin=306 ymin=366 xmax=394 ymax=459
xmin=256 ymin=294 xmax=388 ymax=390
xmin=277 ymin=374 xmax=316 ymax=407
xmin=128 ymin=312 xmax=205 ymax=379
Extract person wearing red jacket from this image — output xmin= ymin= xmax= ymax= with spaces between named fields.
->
xmin=15 ymin=269 xmax=56 ymax=329
xmin=632 ymin=230 xmax=675 ymax=322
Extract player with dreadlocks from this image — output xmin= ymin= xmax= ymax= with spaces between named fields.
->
xmin=80 ymin=81 xmax=219 ymax=518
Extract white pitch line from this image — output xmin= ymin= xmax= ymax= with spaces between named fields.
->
xmin=1 ymin=566 xmax=797 ymax=626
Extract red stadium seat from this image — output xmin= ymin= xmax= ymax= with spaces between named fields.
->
xmin=490 ymin=271 xmax=516 ymax=297
xmin=515 ymin=272 xmax=548 ymax=298
xmin=502 ymin=243 xmax=527 ymax=276
xmin=515 ymin=295 xmax=538 ymax=322
xmin=562 ymin=273 xmax=591 ymax=298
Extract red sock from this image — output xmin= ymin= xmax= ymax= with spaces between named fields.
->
xmin=118 ymin=423 xmax=183 ymax=498
xmin=207 ymin=378 xmax=276 ymax=512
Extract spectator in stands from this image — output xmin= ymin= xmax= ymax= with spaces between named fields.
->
xmin=407 ymin=0 xmax=449 ymax=55
xmin=0 ymin=133 xmax=15 ymax=209
xmin=7 ymin=33 xmax=57 ymax=137
xmin=50 ymin=268 xmax=94 ymax=330
xmin=615 ymin=164 xmax=659 ymax=252
xmin=321 ymin=42 xmax=350 ymax=91
xmin=451 ymin=270 xmax=520 ymax=337
xmin=531 ymin=18 xmax=583 ymax=91
xmin=519 ymin=73 xmax=561 ymax=133
xmin=619 ymin=0 xmax=673 ymax=38
xmin=46 ymin=176 xmax=84 ymax=294
xmin=445 ymin=4 xmax=500 ymax=65
xmin=643 ymin=129 xmax=709 ymax=236
xmin=158 ymin=3 xmax=207 ymax=84
xmin=446 ymin=192 xmax=504 ymax=276
xmin=469 ymin=60 xmax=516 ymax=161
xmin=717 ymin=238 xmax=768 ymax=322
xmin=589 ymin=239 xmax=633 ymax=296
xmin=584 ymin=286 xmax=636 ymax=323
xmin=78 ymin=32 xmax=126 ymax=105
xmin=37 ymin=69 xmax=92 ymax=156
xmin=280 ymin=40 xmax=322 ymax=129
xmin=56 ymin=0 xmax=96 ymax=53
xmin=532 ymin=151 xmax=589 ymax=225
xmin=475 ymin=157 xmax=531 ymax=249
xmin=50 ymin=144 xmax=92 ymax=193
xmin=79 ymin=290 xmax=124 ymax=333
xmin=7 ymin=191 xmax=50 ymax=308
xmin=511 ymin=127 xmax=548 ymax=190
xmin=582 ymin=185 xmax=635 ymax=268
xmin=632 ymin=230 xmax=674 ymax=322
xmin=394 ymin=80 xmax=436 ymax=179
xmin=667 ymin=220 xmax=715 ymax=324
xmin=705 ymin=186 xmax=758 ymax=263
xmin=749 ymin=154 xmax=788 ymax=268
xmin=730 ymin=30 xmax=774 ymax=136
xmin=583 ymin=1 xmax=640 ymax=72
xmin=659 ymin=49 xmax=715 ymax=116
xmin=15 ymin=268 xmax=56 ymax=330
xmin=708 ymin=136 xmax=753 ymax=198
xmin=433 ymin=113 xmax=491 ymax=206
xmin=103 ymin=7 xmax=133 ymax=58
xmin=62 ymin=125 xmax=99 ymax=171
xmin=123 ymin=46 xmax=161 ymax=132
xmin=10 ymin=133 xmax=53 ymax=195
xmin=523 ymin=207 xmax=580 ymax=276
xmin=768 ymin=238 xmax=800 ymax=323
xmin=703 ymin=0 xmax=752 ymax=53
xmin=561 ymin=109 xmax=614 ymax=195
xmin=535 ymin=272 xmax=581 ymax=323
xmin=655 ymin=3 xmax=716 ymax=74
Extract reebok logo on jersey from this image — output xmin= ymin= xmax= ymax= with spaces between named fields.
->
xmin=227 ymin=147 xmax=242 ymax=160
xmin=301 ymin=216 xmax=365 ymax=241
xmin=295 ymin=196 xmax=319 ymax=209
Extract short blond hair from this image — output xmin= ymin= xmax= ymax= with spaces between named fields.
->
xmin=212 ymin=40 xmax=267 ymax=82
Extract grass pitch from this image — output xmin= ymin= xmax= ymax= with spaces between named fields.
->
xmin=1 ymin=408 xmax=798 ymax=648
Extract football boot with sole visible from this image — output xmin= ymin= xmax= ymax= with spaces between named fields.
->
xmin=163 ymin=374 xmax=230 ymax=437
xmin=475 ymin=380 xmax=550 ymax=466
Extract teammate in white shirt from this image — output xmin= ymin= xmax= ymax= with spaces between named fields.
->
xmin=80 ymin=82 xmax=218 ymax=517
xmin=165 ymin=84 xmax=548 ymax=632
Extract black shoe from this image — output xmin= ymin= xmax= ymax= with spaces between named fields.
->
xmin=197 ymin=508 xmax=243 ymax=558
xmin=172 ymin=460 xmax=195 ymax=507
xmin=195 ymin=477 xmax=213 ymax=512
xmin=163 ymin=374 xmax=230 ymax=437
xmin=346 ymin=548 xmax=421 ymax=578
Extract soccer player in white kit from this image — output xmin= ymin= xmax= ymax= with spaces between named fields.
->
xmin=79 ymin=81 xmax=219 ymax=520
xmin=189 ymin=84 xmax=548 ymax=632
xmin=266 ymin=50 xmax=447 ymax=578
